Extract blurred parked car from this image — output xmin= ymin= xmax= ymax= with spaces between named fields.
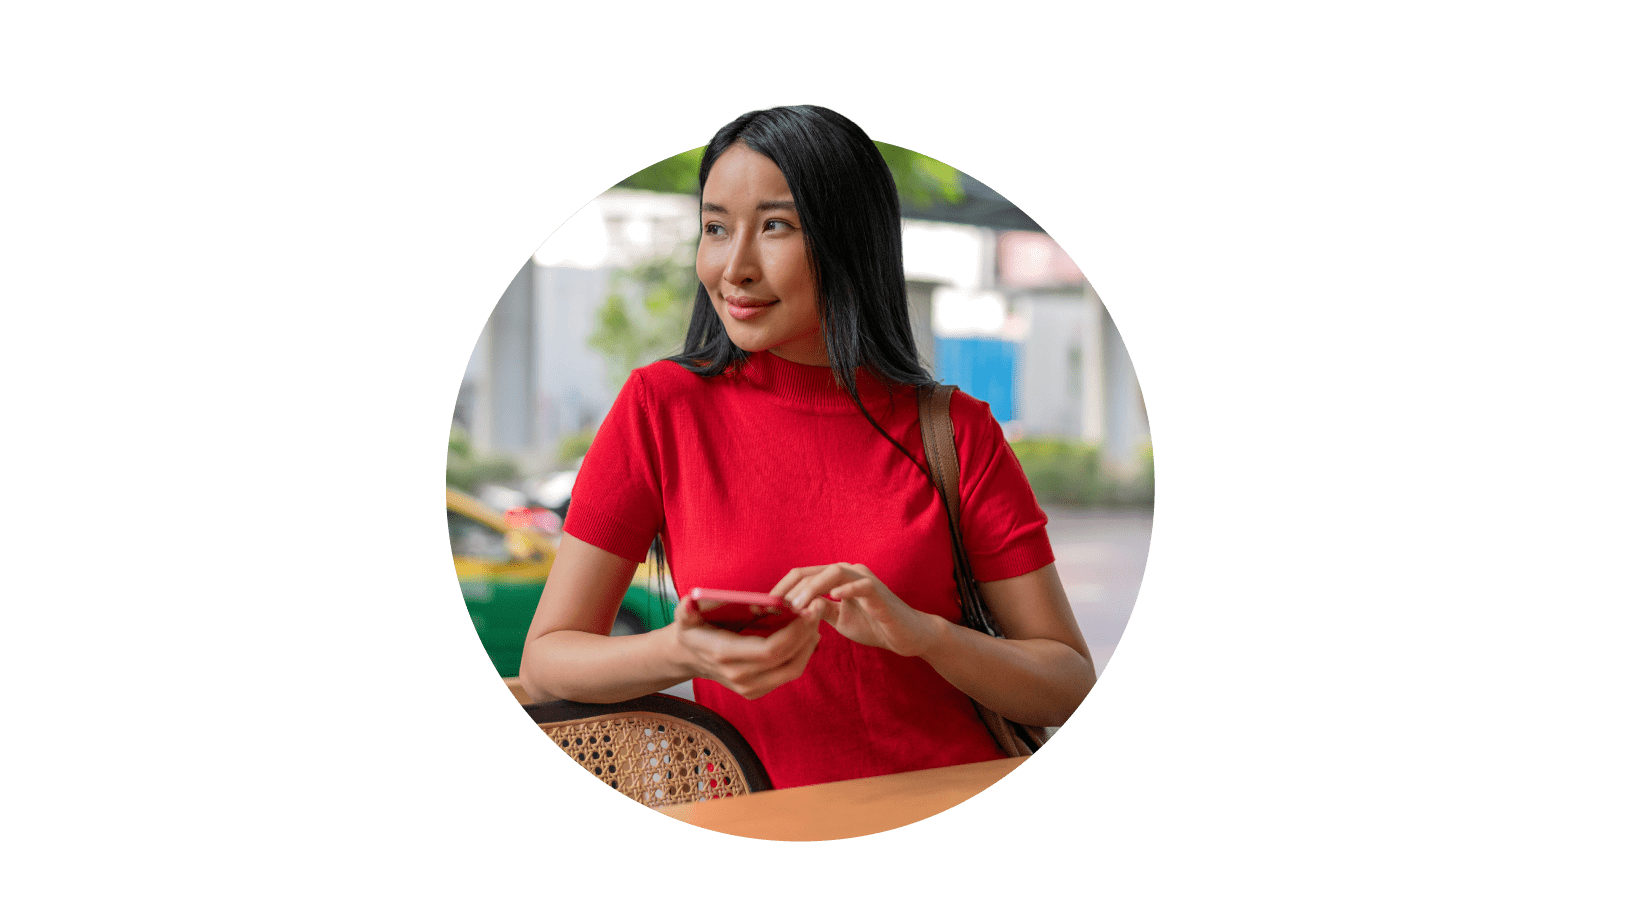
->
xmin=447 ymin=486 xmax=673 ymax=676
xmin=524 ymin=464 xmax=578 ymax=520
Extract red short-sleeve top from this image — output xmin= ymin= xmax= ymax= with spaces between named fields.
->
xmin=565 ymin=350 xmax=1054 ymax=788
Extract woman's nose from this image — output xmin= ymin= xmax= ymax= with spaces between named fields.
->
xmin=723 ymin=234 xmax=759 ymax=286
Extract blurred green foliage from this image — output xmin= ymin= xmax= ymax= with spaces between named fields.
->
xmin=587 ymin=252 xmax=697 ymax=387
xmin=1118 ymin=442 xmax=1157 ymax=505
xmin=556 ymin=430 xmax=595 ymax=464
xmin=1012 ymin=438 xmax=1103 ymax=504
xmin=449 ymin=425 xmax=470 ymax=457
xmin=876 ymin=142 xmax=965 ymax=207
xmin=615 ymin=143 xmax=966 ymax=207
xmin=1012 ymin=438 xmax=1155 ymax=506
xmin=616 ymin=147 xmax=707 ymax=196
xmin=447 ymin=425 xmax=519 ymax=492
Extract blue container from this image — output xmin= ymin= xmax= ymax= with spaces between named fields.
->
xmin=935 ymin=337 xmax=1017 ymax=422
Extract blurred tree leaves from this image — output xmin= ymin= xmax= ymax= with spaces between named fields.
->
xmin=875 ymin=142 xmax=965 ymax=207
xmin=447 ymin=424 xmax=519 ymax=490
xmin=1010 ymin=437 xmax=1156 ymax=506
xmin=614 ymin=143 xmax=966 ymax=207
xmin=587 ymin=252 xmax=697 ymax=387
xmin=616 ymin=147 xmax=708 ymax=198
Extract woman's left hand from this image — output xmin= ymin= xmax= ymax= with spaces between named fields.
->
xmin=770 ymin=564 xmax=945 ymax=658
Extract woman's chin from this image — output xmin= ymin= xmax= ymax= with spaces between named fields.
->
xmin=724 ymin=332 xmax=768 ymax=354
xmin=721 ymin=326 xmax=827 ymax=365
xmin=724 ymin=329 xmax=783 ymax=356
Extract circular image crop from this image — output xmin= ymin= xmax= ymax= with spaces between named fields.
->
xmin=446 ymin=106 xmax=1150 ymax=840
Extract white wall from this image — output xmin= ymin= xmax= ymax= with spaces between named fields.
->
xmin=532 ymin=264 xmax=617 ymax=451
xmin=1014 ymin=289 xmax=1088 ymax=437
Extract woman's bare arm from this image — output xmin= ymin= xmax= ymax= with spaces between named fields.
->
xmin=774 ymin=561 xmax=1095 ymax=727
xmin=518 ymin=535 xmax=682 ymax=703
xmin=918 ymin=564 xmax=1095 ymax=727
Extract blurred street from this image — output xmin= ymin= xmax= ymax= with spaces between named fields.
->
xmin=1043 ymin=505 xmax=1151 ymax=677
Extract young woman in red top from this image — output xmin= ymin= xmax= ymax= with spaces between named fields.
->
xmin=519 ymin=106 xmax=1095 ymax=788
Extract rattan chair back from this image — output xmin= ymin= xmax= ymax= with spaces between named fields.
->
xmin=525 ymin=694 xmax=772 ymax=808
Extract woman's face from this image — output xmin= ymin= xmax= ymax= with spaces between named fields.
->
xmin=696 ymin=143 xmax=826 ymax=366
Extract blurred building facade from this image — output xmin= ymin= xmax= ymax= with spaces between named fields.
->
xmin=456 ymin=188 xmax=1148 ymax=477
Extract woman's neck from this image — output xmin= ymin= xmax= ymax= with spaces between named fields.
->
xmin=767 ymin=341 xmax=829 ymax=367
xmin=734 ymin=350 xmax=903 ymax=415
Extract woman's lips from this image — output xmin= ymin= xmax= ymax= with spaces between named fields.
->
xmin=725 ymin=296 xmax=775 ymax=320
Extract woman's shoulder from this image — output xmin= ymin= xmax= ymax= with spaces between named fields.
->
xmin=946 ymin=387 xmax=1004 ymax=438
xmin=943 ymin=387 xmax=1015 ymax=475
xmin=624 ymin=358 xmax=718 ymax=400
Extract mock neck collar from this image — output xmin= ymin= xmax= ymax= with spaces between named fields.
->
xmin=727 ymin=350 xmax=907 ymax=415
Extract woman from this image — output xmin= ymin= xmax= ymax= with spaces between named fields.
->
xmin=519 ymin=105 xmax=1095 ymax=789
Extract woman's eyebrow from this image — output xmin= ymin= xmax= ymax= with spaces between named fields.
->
xmin=700 ymin=200 xmax=797 ymax=214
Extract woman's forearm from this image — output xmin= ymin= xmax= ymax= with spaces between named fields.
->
xmin=518 ymin=626 xmax=694 ymax=704
xmin=917 ymin=615 xmax=1096 ymax=727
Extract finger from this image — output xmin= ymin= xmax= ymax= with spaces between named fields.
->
xmin=783 ymin=624 xmax=823 ymax=674
xmin=768 ymin=565 xmax=826 ymax=598
xmin=786 ymin=563 xmax=860 ymax=608
xmin=679 ymin=613 xmax=777 ymax=667
xmin=782 ymin=565 xmax=835 ymax=608
xmin=827 ymin=576 xmax=881 ymax=602
xmin=754 ymin=609 xmax=818 ymax=662
xmin=769 ymin=641 xmax=818 ymax=690
xmin=807 ymin=596 xmax=842 ymax=626
xmin=767 ymin=567 xmax=826 ymax=596
xmin=706 ymin=631 xmax=785 ymax=664
xmin=723 ymin=638 xmax=799 ymax=698
xmin=743 ymin=630 xmax=822 ymax=699
xmin=792 ymin=620 xmax=822 ymax=663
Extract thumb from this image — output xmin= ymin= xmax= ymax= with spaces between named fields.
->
xmin=674 ymin=594 xmax=705 ymax=627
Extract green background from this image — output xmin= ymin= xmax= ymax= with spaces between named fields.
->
xmin=9 ymin=3 xmax=1626 ymax=918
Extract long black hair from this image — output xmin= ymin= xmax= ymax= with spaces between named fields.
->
xmin=668 ymin=105 xmax=938 ymax=412
xmin=643 ymin=107 xmax=942 ymax=619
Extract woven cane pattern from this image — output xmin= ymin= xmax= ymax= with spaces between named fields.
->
xmin=539 ymin=712 xmax=754 ymax=807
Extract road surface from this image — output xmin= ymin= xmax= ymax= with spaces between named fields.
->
xmin=1042 ymin=504 xmax=1152 ymax=678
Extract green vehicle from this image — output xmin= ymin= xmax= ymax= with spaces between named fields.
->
xmin=447 ymin=487 xmax=674 ymax=677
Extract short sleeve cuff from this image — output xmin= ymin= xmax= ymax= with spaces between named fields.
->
xmin=966 ymin=526 xmax=1055 ymax=583
xmin=563 ymin=513 xmax=656 ymax=565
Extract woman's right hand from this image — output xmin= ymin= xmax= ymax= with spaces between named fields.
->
xmin=668 ymin=595 xmax=822 ymax=700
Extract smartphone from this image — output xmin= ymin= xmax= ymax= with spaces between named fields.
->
xmin=689 ymin=587 xmax=799 ymax=637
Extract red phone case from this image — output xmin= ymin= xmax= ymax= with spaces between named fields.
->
xmin=689 ymin=587 xmax=799 ymax=636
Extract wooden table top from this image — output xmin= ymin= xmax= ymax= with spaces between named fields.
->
xmin=657 ymin=756 xmax=1027 ymax=840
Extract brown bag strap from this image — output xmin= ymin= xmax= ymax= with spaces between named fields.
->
xmin=918 ymin=384 xmax=1046 ymax=755
xmin=917 ymin=386 xmax=999 ymax=639
xmin=918 ymin=384 xmax=964 ymax=538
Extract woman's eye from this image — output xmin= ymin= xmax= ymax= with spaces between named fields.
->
xmin=765 ymin=219 xmax=794 ymax=232
xmin=703 ymin=223 xmax=725 ymax=236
